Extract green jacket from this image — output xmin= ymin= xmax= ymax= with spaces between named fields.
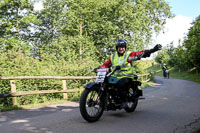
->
xmin=110 ymin=51 xmax=134 ymax=79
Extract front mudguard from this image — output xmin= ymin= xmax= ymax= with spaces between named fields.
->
xmin=84 ymin=82 xmax=100 ymax=90
xmin=83 ymin=82 xmax=106 ymax=107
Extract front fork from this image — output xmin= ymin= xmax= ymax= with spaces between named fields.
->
xmin=90 ymin=84 xmax=105 ymax=106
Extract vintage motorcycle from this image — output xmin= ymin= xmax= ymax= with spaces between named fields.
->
xmin=163 ymin=69 xmax=169 ymax=79
xmin=79 ymin=66 xmax=142 ymax=122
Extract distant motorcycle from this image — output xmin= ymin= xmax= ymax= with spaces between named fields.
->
xmin=163 ymin=69 xmax=169 ymax=79
xmin=79 ymin=66 xmax=141 ymax=122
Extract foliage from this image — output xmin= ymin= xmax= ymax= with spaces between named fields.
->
xmin=183 ymin=15 xmax=200 ymax=70
xmin=152 ymin=64 xmax=200 ymax=83
xmin=0 ymin=0 xmax=41 ymax=53
xmin=33 ymin=0 xmax=172 ymax=61
xmin=0 ymin=0 xmax=172 ymax=106
xmin=0 ymin=50 xmax=99 ymax=105
xmin=155 ymin=15 xmax=200 ymax=73
xmin=155 ymin=46 xmax=169 ymax=64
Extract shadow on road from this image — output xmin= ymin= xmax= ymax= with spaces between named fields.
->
xmin=0 ymin=102 xmax=80 ymax=133
xmin=0 ymin=102 xmax=79 ymax=123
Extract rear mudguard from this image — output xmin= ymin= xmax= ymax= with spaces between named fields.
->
xmin=84 ymin=82 xmax=100 ymax=90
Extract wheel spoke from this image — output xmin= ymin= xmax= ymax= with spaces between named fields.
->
xmin=124 ymin=87 xmax=138 ymax=112
xmin=86 ymin=90 xmax=102 ymax=117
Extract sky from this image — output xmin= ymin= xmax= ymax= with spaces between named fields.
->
xmin=34 ymin=0 xmax=200 ymax=48
xmin=154 ymin=0 xmax=200 ymax=48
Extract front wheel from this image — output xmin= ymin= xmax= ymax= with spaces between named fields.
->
xmin=124 ymin=87 xmax=138 ymax=112
xmin=79 ymin=89 xmax=105 ymax=122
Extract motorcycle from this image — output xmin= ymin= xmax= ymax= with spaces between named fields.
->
xmin=163 ymin=69 xmax=169 ymax=79
xmin=79 ymin=66 xmax=142 ymax=122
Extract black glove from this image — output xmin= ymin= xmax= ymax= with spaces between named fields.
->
xmin=150 ymin=44 xmax=162 ymax=53
xmin=93 ymin=66 xmax=100 ymax=72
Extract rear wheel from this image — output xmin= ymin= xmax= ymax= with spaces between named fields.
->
xmin=124 ymin=87 xmax=138 ymax=112
xmin=79 ymin=89 xmax=105 ymax=122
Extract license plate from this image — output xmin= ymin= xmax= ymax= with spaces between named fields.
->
xmin=95 ymin=68 xmax=109 ymax=83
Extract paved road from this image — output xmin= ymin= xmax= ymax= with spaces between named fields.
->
xmin=0 ymin=76 xmax=200 ymax=133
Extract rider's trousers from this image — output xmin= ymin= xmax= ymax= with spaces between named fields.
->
xmin=117 ymin=78 xmax=132 ymax=101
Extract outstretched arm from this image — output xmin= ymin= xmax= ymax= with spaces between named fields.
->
xmin=128 ymin=50 xmax=147 ymax=62
xmin=128 ymin=44 xmax=162 ymax=62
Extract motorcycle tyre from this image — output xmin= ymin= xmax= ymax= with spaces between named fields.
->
xmin=124 ymin=88 xmax=138 ymax=113
xmin=79 ymin=89 xmax=105 ymax=122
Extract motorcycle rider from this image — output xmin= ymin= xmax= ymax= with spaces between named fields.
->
xmin=162 ymin=63 xmax=169 ymax=78
xmin=99 ymin=39 xmax=162 ymax=108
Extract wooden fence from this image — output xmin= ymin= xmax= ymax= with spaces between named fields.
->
xmin=0 ymin=73 xmax=152 ymax=105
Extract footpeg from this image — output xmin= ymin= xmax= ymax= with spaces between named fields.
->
xmin=138 ymin=96 xmax=145 ymax=100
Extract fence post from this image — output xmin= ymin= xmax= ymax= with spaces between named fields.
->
xmin=62 ymin=80 xmax=68 ymax=100
xmin=10 ymin=80 xmax=17 ymax=105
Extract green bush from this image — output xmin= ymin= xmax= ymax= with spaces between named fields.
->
xmin=0 ymin=50 xmax=149 ymax=107
xmin=0 ymin=50 xmax=99 ymax=106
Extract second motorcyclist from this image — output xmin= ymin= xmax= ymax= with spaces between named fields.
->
xmin=162 ymin=63 xmax=169 ymax=78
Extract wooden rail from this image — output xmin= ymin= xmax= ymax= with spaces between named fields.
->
xmin=0 ymin=76 xmax=96 ymax=80
xmin=0 ymin=74 xmax=152 ymax=105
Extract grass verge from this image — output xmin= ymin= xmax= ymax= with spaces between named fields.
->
xmin=0 ymin=92 xmax=81 ymax=112
xmin=155 ymin=67 xmax=200 ymax=83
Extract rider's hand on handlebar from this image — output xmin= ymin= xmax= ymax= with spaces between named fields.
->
xmin=93 ymin=66 xmax=100 ymax=72
xmin=115 ymin=65 xmax=121 ymax=71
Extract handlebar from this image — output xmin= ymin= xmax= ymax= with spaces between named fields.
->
xmin=106 ymin=66 xmax=121 ymax=77
xmin=92 ymin=65 xmax=122 ymax=77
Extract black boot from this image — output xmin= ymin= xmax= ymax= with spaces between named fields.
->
xmin=138 ymin=90 xmax=145 ymax=100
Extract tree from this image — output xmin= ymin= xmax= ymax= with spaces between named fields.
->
xmin=34 ymin=0 xmax=172 ymax=61
xmin=155 ymin=15 xmax=200 ymax=72
xmin=155 ymin=47 xmax=169 ymax=65
xmin=0 ymin=0 xmax=41 ymax=53
xmin=183 ymin=15 xmax=200 ymax=72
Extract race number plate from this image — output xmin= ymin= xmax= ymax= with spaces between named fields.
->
xmin=95 ymin=68 xmax=109 ymax=83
